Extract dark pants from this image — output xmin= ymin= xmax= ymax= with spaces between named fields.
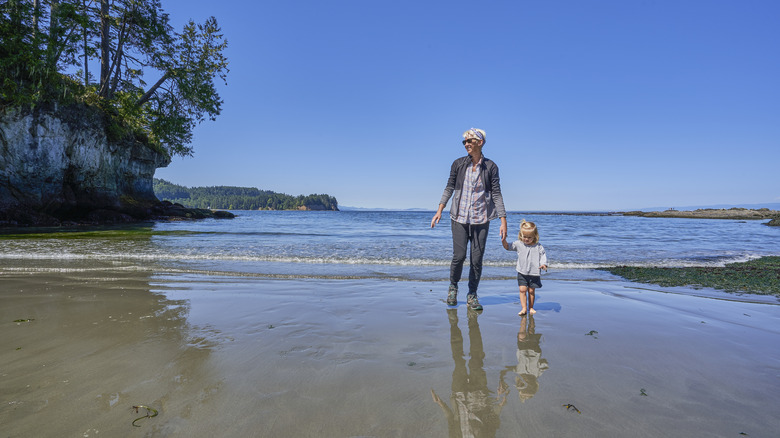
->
xmin=450 ymin=221 xmax=490 ymax=295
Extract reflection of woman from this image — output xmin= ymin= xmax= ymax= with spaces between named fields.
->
xmin=500 ymin=314 xmax=548 ymax=401
xmin=431 ymin=309 xmax=507 ymax=437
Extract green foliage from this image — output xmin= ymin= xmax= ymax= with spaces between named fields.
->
xmin=0 ymin=0 xmax=228 ymax=157
xmin=600 ymin=257 xmax=780 ymax=296
xmin=153 ymin=179 xmax=339 ymax=211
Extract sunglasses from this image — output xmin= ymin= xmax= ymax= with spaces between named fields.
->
xmin=462 ymin=139 xmax=480 ymax=145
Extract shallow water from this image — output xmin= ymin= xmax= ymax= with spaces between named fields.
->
xmin=2 ymin=211 xmax=779 ymax=282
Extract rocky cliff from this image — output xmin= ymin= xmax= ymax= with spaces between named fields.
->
xmin=0 ymin=104 xmax=184 ymax=226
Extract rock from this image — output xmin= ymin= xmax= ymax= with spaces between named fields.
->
xmin=622 ymin=208 xmax=780 ymax=220
xmin=0 ymin=104 xmax=233 ymax=226
xmin=1 ymin=104 xmax=166 ymax=219
xmin=213 ymin=210 xmax=235 ymax=218
xmin=296 ymin=205 xmax=330 ymax=211
xmin=85 ymin=209 xmax=135 ymax=223
xmin=150 ymin=201 xmax=235 ymax=221
xmin=767 ymin=218 xmax=780 ymax=227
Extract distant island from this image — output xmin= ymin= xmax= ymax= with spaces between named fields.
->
xmin=622 ymin=208 xmax=779 ymax=223
xmin=153 ymin=179 xmax=339 ymax=211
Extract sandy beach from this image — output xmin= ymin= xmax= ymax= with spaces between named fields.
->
xmin=2 ymin=267 xmax=779 ymax=437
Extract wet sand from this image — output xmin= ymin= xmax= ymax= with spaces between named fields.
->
xmin=2 ymin=268 xmax=780 ymax=437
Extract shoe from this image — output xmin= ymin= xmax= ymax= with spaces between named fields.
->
xmin=467 ymin=294 xmax=482 ymax=311
xmin=446 ymin=284 xmax=458 ymax=306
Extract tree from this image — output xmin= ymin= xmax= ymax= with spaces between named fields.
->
xmin=152 ymin=179 xmax=340 ymax=211
xmin=0 ymin=0 xmax=228 ymax=158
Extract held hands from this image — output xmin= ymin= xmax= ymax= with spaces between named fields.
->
xmin=499 ymin=218 xmax=509 ymax=249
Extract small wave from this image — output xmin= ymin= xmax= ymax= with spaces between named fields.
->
xmin=567 ymin=254 xmax=766 ymax=269
xmin=197 ymin=231 xmax=335 ymax=237
xmin=0 ymin=251 xmax=771 ymax=270
xmin=0 ymin=265 xmax=150 ymax=274
xmin=0 ymin=252 xmax=451 ymax=266
xmin=0 ymin=265 xmax=442 ymax=281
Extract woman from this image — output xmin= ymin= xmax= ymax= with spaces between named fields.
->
xmin=431 ymin=128 xmax=508 ymax=311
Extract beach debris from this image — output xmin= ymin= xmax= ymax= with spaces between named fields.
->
xmin=407 ymin=361 xmax=417 ymax=367
xmin=268 ymin=324 xmax=275 ymax=329
xmin=739 ymin=432 xmax=748 ymax=435
xmin=585 ymin=330 xmax=598 ymax=338
xmin=16 ymin=347 xmax=22 ymax=350
xmin=132 ymin=405 xmax=158 ymax=427
xmin=562 ymin=404 xmax=581 ymax=414
xmin=13 ymin=319 xmax=34 ymax=323
xmin=640 ymin=388 xmax=648 ymax=396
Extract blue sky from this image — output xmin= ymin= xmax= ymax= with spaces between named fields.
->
xmin=154 ymin=0 xmax=779 ymax=211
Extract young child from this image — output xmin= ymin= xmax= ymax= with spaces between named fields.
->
xmin=502 ymin=220 xmax=547 ymax=316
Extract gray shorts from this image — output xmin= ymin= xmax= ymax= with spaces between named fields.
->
xmin=517 ymin=273 xmax=542 ymax=289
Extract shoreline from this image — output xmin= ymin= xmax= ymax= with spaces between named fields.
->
xmin=0 ymin=201 xmax=235 ymax=228
xmin=3 ymin=267 xmax=779 ymax=437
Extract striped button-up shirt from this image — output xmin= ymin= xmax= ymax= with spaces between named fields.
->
xmin=454 ymin=158 xmax=488 ymax=224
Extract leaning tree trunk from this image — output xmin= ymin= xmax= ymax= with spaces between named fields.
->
xmin=136 ymin=71 xmax=169 ymax=106
xmin=99 ymin=0 xmax=111 ymax=97
xmin=82 ymin=0 xmax=89 ymax=86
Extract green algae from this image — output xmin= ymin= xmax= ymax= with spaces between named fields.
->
xmin=0 ymin=226 xmax=198 ymax=240
xmin=600 ymin=257 xmax=780 ymax=296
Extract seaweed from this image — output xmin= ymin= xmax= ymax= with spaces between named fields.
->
xmin=131 ymin=405 xmax=158 ymax=427
xmin=562 ymin=404 xmax=581 ymax=414
xmin=599 ymin=257 xmax=780 ymax=296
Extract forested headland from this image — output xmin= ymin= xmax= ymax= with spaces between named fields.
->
xmin=154 ymin=179 xmax=339 ymax=211
xmin=2 ymin=0 xmax=229 ymax=158
xmin=1 ymin=1 xmax=232 ymax=225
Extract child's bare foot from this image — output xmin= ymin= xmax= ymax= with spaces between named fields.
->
xmin=529 ymin=308 xmax=536 ymax=315
xmin=518 ymin=309 xmax=527 ymax=316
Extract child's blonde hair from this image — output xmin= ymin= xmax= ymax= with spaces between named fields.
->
xmin=519 ymin=220 xmax=539 ymax=245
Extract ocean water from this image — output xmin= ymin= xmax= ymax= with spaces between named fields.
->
xmin=2 ymin=211 xmax=779 ymax=282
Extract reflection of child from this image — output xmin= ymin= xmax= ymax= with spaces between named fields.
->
xmin=508 ymin=314 xmax=548 ymax=402
xmin=502 ymin=220 xmax=547 ymax=316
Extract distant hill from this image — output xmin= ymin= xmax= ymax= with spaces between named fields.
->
xmin=153 ymin=179 xmax=338 ymax=211
xmin=339 ymin=206 xmax=433 ymax=212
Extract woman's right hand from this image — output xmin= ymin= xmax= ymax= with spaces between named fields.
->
xmin=431 ymin=204 xmax=445 ymax=228
xmin=430 ymin=212 xmax=441 ymax=228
